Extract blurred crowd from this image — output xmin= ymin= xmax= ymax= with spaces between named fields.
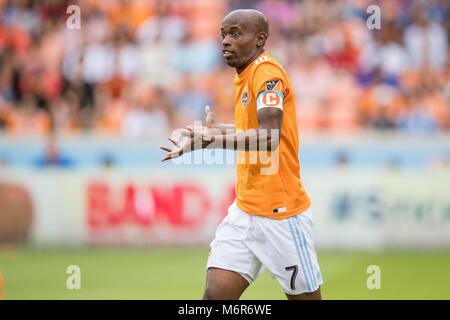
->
xmin=0 ymin=0 xmax=448 ymax=138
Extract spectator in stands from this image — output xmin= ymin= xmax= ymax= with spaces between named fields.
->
xmin=404 ymin=3 xmax=447 ymax=71
xmin=0 ymin=0 xmax=447 ymax=137
xmin=121 ymin=86 xmax=171 ymax=137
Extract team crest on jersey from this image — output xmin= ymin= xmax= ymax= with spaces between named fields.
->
xmin=265 ymin=80 xmax=279 ymax=90
xmin=241 ymin=91 xmax=249 ymax=107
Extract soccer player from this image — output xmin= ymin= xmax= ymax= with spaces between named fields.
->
xmin=160 ymin=9 xmax=323 ymax=300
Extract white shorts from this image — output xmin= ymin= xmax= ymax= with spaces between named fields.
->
xmin=207 ymin=200 xmax=323 ymax=295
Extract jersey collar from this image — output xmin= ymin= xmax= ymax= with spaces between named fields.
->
xmin=236 ymin=50 xmax=268 ymax=80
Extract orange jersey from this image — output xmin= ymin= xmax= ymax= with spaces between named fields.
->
xmin=234 ymin=51 xmax=310 ymax=219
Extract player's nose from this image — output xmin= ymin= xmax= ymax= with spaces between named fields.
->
xmin=222 ymin=34 xmax=231 ymax=47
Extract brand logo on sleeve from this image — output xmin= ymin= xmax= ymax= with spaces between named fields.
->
xmin=265 ymin=80 xmax=279 ymax=90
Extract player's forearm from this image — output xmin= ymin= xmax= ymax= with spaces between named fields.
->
xmin=214 ymin=123 xmax=235 ymax=135
xmin=207 ymin=128 xmax=280 ymax=151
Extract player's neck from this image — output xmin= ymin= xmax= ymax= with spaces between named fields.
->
xmin=236 ymin=48 xmax=265 ymax=74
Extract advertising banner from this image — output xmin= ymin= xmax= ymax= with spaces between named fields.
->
xmin=1 ymin=167 xmax=449 ymax=249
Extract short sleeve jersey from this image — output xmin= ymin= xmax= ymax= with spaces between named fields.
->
xmin=233 ymin=51 xmax=311 ymax=219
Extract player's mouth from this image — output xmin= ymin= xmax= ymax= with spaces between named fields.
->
xmin=222 ymin=49 xmax=235 ymax=59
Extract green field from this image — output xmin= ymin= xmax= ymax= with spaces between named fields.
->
xmin=0 ymin=247 xmax=449 ymax=300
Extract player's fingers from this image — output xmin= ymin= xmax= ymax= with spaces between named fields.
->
xmin=205 ymin=107 xmax=215 ymax=128
xmin=168 ymin=137 xmax=180 ymax=147
xmin=180 ymin=128 xmax=193 ymax=137
xmin=161 ymin=155 xmax=173 ymax=162
xmin=160 ymin=146 xmax=172 ymax=152
xmin=161 ymin=148 xmax=183 ymax=162
xmin=181 ymin=127 xmax=195 ymax=138
xmin=161 ymin=151 xmax=175 ymax=162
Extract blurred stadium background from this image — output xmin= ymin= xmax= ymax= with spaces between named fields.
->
xmin=0 ymin=0 xmax=449 ymax=299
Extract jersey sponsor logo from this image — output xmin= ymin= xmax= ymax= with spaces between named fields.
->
xmin=241 ymin=90 xmax=249 ymax=108
xmin=257 ymin=90 xmax=283 ymax=110
xmin=265 ymin=80 xmax=279 ymax=90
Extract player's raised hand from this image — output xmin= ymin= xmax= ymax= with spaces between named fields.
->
xmin=160 ymin=128 xmax=214 ymax=162
xmin=180 ymin=126 xmax=213 ymax=143
xmin=205 ymin=105 xmax=217 ymax=129
xmin=184 ymin=105 xmax=218 ymax=134
xmin=160 ymin=137 xmax=184 ymax=162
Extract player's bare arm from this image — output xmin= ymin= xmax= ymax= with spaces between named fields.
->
xmin=208 ymin=106 xmax=282 ymax=151
xmin=160 ymin=106 xmax=282 ymax=162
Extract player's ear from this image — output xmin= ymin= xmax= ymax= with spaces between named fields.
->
xmin=256 ymin=32 xmax=267 ymax=47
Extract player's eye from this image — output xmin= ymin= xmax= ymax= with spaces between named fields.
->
xmin=232 ymin=31 xmax=239 ymax=38
xmin=221 ymin=32 xmax=225 ymax=39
